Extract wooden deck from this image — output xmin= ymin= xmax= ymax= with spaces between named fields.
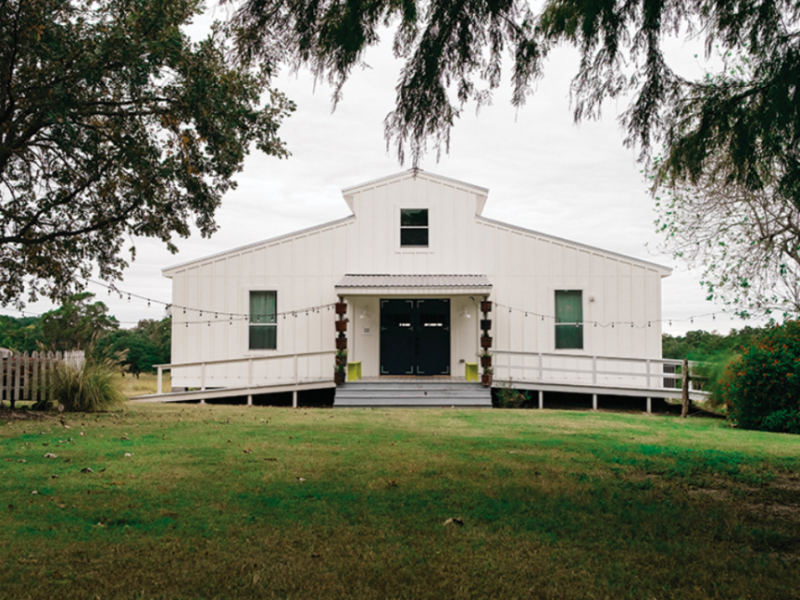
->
xmin=133 ymin=351 xmax=708 ymax=409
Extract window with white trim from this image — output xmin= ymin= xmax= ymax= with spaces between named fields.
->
xmin=400 ymin=209 xmax=429 ymax=247
xmin=249 ymin=291 xmax=277 ymax=350
xmin=555 ymin=290 xmax=583 ymax=350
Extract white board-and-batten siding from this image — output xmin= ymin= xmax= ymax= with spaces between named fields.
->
xmin=164 ymin=171 xmax=668 ymax=388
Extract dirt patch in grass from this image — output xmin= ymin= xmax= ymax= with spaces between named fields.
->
xmin=0 ymin=408 xmax=54 ymax=422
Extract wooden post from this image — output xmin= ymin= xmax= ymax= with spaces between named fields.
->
xmin=538 ymin=390 xmax=543 ymax=409
xmin=21 ymin=352 xmax=29 ymax=401
xmin=681 ymin=358 xmax=690 ymax=418
xmin=292 ymin=390 xmax=298 ymax=408
xmin=646 ymin=397 xmax=652 ymax=414
xmin=592 ymin=393 xmax=598 ymax=411
xmin=157 ymin=366 xmax=163 ymax=395
xmin=12 ymin=354 xmax=21 ymax=409
xmin=1 ymin=356 xmax=7 ymax=405
xmin=31 ymin=351 xmax=39 ymax=404
xmin=47 ymin=351 xmax=56 ymax=405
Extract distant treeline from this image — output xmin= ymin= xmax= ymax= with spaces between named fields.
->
xmin=0 ymin=293 xmax=170 ymax=375
xmin=662 ymin=326 xmax=774 ymax=360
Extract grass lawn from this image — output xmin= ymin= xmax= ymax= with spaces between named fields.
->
xmin=118 ymin=372 xmax=170 ymax=397
xmin=1 ymin=404 xmax=798 ymax=599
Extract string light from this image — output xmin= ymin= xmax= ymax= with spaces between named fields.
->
xmin=85 ymin=279 xmax=740 ymax=331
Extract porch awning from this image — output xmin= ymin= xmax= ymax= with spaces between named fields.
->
xmin=335 ymin=274 xmax=492 ymax=296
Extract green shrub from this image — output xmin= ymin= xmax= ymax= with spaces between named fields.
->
xmin=690 ymin=352 xmax=738 ymax=410
xmin=494 ymin=382 xmax=532 ymax=408
xmin=45 ymin=356 xmax=126 ymax=412
xmin=720 ymin=321 xmax=800 ymax=433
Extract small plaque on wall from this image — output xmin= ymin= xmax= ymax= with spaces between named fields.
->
xmin=362 ymin=327 xmax=372 ymax=336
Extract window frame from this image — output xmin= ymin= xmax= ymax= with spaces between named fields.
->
xmin=399 ymin=208 xmax=430 ymax=248
xmin=248 ymin=290 xmax=278 ymax=351
xmin=554 ymin=290 xmax=584 ymax=350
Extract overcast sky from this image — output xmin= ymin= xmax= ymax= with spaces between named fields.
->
xmin=6 ymin=12 xmax=762 ymax=336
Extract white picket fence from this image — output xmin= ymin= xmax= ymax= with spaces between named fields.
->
xmin=0 ymin=351 xmax=84 ymax=408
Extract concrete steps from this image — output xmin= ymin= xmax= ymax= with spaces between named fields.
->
xmin=334 ymin=379 xmax=492 ymax=408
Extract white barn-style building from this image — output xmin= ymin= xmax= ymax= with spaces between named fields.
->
xmin=161 ymin=170 xmax=677 ymax=408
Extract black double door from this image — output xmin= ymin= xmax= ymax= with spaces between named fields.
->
xmin=380 ymin=299 xmax=450 ymax=375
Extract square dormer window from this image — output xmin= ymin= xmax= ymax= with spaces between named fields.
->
xmin=400 ymin=209 xmax=429 ymax=247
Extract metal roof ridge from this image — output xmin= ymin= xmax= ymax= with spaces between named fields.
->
xmin=341 ymin=169 xmax=489 ymax=194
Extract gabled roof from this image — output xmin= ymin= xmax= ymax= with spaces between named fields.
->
xmin=341 ymin=168 xmax=489 ymax=195
xmin=162 ymin=215 xmax=355 ymax=276
xmin=341 ymin=169 xmax=490 ymax=214
xmin=477 ymin=215 xmax=672 ymax=275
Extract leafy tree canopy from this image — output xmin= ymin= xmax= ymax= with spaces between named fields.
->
xmin=41 ymin=292 xmax=118 ymax=351
xmin=229 ymin=0 xmax=799 ymax=197
xmin=95 ymin=328 xmax=162 ymax=374
xmin=0 ymin=314 xmax=42 ymax=353
xmin=653 ymin=149 xmax=800 ymax=317
xmin=662 ymin=326 xmax=767 ymax=360
xmin=1 ymin=0 xmax=293 ymax=306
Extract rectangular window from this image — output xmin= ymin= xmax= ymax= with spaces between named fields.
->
xmin=555 ymin=290 xmax=583 ymax=350
xmin=249 ymin=291 xmax=277 ymax=350
xmin=400 ymin=208 xmax=429 ymax=247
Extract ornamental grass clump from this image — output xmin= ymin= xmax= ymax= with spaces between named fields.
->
xmin=721 ymin=321 xmax=800 ymax=433
xmin=48 ymin=356 xmax=126 ymax=412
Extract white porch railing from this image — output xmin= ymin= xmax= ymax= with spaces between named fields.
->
xmin=491 ymin=350 xmax=703 ymax=393
xmin=155 ymin=350 xmax=335 ymax=396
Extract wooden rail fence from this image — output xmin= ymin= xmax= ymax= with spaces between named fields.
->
xmin=0 ymin=351 xmax=80 ymax=408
